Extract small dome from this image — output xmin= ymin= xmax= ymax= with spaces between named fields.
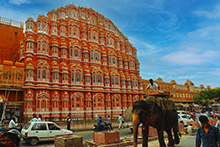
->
xmin=184 ymin=80 xmax=194 ymax=86
xmin=170 ymin=80 xmax=176 ymax=84
xmin=156 ymin=77 xmax=163 ymax=81
xmin=200 ymin=84 xmax=204 ymax=88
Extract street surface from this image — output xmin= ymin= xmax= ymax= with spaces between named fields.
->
xmin=20 ymin=129 xmax=196 ymax=147
xmin=20 ymin=128 xmax=133 ymax=147
xmin=139 ymin=134 xmax=196 ymax=147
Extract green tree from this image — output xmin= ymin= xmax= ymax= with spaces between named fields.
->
xmin=194 ymin=89 xmax=219 ymax=107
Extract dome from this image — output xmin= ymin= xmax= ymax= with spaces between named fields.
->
xmin=200 ymin=84 xmax=204 ymax=88
xmin=170 ymin=80 xmax=176 ymax=84
xmin=156 ymin=77 xmax=163 ymax=82
xmin=184 ymin=80 xmax=194 ymax=86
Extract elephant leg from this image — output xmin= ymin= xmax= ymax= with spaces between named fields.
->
xmin=173 ymin=124 xmax=180 ymax=144
xmin=142 ymin=123 xmax=149 ymax=147
xmin=157 ymin=129 xmax=166 ymax=147
xmin=133 ymin=112 xmax=140 ymax=147
xmin=165 ymin=128 xmax=174 ymax=146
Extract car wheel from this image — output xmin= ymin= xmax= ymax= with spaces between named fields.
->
xmin=29 ymin=137 xmax=39 ymax=146
xmin=130 ymin=128 xmax=133 ymax=132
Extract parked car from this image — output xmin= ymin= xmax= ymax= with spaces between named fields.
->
xmin=21 ymin=121 xmax=73 ymax=145
xmin=177 ymin=110 xmax=190 ymax=116
xmin=178 ymin=114 xmax=194 ymax=126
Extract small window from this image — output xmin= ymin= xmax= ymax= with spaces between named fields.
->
xmin=35 ymin=123 xmax=47 ymax=130
xmin=48 ymin=123 xmax=60 ymax=130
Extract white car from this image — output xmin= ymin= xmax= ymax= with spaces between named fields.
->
xmin=21 ymin=121 xmax=73 ymax=145
xmin=178 ymin=114 xmax=194 ymax=126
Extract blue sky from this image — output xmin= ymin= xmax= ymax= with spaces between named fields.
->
xmin=1 ymin=0 xmax=220 ymax=88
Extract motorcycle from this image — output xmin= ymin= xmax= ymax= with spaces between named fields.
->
xmin=93 ymin=122 xmax=110 ymax=132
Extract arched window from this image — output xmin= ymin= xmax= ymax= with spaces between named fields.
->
xmin=75 ymin=72 xmax=81 ymax=81
xmin=71 ymin=72 xmax=74 ymax=81
xmin=70 ymin=49 xmax=73 ymax=57
xmin=42 ymin=70 xmax=46 ymax=79
xmin=74 ymin=49 xmax=78 ymax=57
xmin=42 ymin=43 xmax=46 ymax=51
xmin=112 ymin=57 xmax=116 ymax=64
xmin=93 ymin=74 xmax=95 ymax=83
xmin=115 ymin=77 xmax=119 ymax=85
xmin=96 ymin=74 xmax=102 ymax=83
xmin=38 ymin=69 xmax=41 ymax=79
xmin=94 ymin=52 xmax=99 ymax=60
xmin=90 ymin=51 xmax=93 ymax=60
xmin=37 ymin=42 xmax=41 ymax=52
xmin=112 ymin=77 xmax=114 ymax=85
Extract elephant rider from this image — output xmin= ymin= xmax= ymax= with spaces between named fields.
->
xmin=146 ymin=79 xmax=159 ymax=92
xmin=146 ymin=79 xmax=175 ymax=112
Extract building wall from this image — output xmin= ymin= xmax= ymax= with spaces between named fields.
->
xmin=22 ymin=4 xmax=144 ymax=119
xmin=0 ymin=60 xmax=25 ymax=122
xmin=0 ymin=17 xmax=24 ymax=63
xmin=143 ymin=78 xmax=210 ymax=104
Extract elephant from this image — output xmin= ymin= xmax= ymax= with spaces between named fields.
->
xmin=132 ymin=100 xmax=180 ymax=147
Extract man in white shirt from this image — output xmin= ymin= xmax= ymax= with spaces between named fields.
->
xmin=8 ymin=117 xmax=18 ymax=129
xmin=38 ymin=115 xmax=42 ymax=121
xmin=117 ymin=114 xmax=124 ymax=129
xmin=146 ymin=79 xmax=159 ymax=91
xmin=30 ymin=115 xmax=38 ymax=122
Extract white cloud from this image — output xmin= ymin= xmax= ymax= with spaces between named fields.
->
xmin=9 ymin=0 xmax=30 ymax=5
xmin=161 ymin=48 xmax=216 ymax=65
xmin=193 ymin=3 xmax=220 ymax=19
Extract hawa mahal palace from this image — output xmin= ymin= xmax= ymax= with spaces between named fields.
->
xmin=0 ymin=4 xmax=211 ymax=122
xmin=22 ymin=5 xmax=144 ymax=119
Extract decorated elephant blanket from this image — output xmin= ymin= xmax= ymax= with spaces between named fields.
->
xmin=145 ymin=96 xmax=176 ymax=112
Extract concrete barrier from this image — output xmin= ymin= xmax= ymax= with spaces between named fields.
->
xmin=55 ymin=134 xmax=83 ymax=147
xmin=93 ymin=131 xmax=120 ymax=144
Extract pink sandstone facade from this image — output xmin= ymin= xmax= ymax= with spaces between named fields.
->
xmin=21 ymin=4 xmax=144 ymax=119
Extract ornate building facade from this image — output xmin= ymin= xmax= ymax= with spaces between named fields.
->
xmin=21 ymin=5 xmax=144 ymax=119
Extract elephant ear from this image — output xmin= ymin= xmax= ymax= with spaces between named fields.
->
xmin=133 ymin=100 xmax=149 ymax=112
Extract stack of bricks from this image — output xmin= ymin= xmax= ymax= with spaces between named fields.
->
xmin=93 ymin=131 xmax=120 ymax=144
xmin=55 ymin=134 xmax=83 ymax=147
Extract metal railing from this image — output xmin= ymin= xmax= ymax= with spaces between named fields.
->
xmin=0 ymin=16 xmax=24 ymax=28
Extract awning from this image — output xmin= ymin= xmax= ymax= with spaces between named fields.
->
xmin=0 ymin=94 xmax=7 ymax=103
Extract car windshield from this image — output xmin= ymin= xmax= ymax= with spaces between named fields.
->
xmin=23 ymin=123 xmax=31 ymax=129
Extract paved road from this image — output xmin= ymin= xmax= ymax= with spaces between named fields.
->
xmin=141 ymin=134 xmax=196 ymax=147
xmin=20 ymin=128 xmax=196 ymax=147
xmin=20 ymin=128 xmax=133 ymax=147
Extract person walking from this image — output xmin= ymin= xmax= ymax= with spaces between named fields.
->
xmin=8 ymin=117 xmax=18 ymax=130
xmin=117 ymin=114 xmax=124 ymax=130
xmin=30 ymin=115 xmax=38 ymax=122
xmin=196 ymin=115 xmax=220 ymax=147
xmin=38 ymin=115 xmax=42 ymax=121
xmin=106 ymin=116 xmax=113 ymax=130
xmin=67 ymin=114 xmax=72 ymax=130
